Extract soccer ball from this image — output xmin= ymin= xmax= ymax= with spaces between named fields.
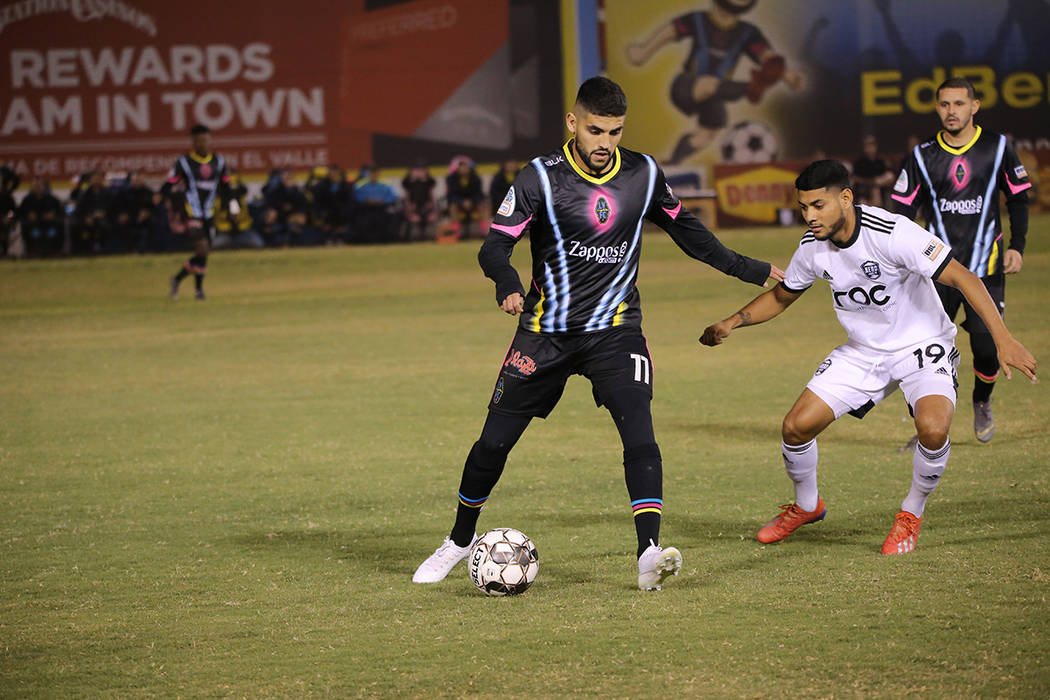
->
xmin=467 ymin=528 xmax=538 ymax=596
xmin=720 ymin=120 xmax=778 ymax=163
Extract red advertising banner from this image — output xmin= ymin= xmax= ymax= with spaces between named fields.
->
xmin=0 ymin=0 xmax=560 ymax=181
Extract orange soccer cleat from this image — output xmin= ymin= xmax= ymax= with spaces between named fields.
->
xmin=756 ymin=498 xmax=826 ymax=543
xmin=882 ymin=511 xmax=922 ymax=555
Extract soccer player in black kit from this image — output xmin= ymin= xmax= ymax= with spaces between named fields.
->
xmin=891 ymin=78 xmax=1032 ymax=444
xmin=164 ymin=124 xmax=230 ymax=300
xmin=413 ymin=77 xmax=784 ymax=590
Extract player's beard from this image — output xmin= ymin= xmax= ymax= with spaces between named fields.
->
xmin=575 ymin=140 xmax=612 ymax=175
xmin=813 ymin=210 xmax=847 ymax=240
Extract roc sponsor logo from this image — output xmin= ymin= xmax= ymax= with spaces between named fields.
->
xmin=939 ymin=195 xmax=983 ymax=215
xmin=832 ymin=285 xmax=890 ymax=308
xmin=861 ymin=260 xmax=881 ymax=280
xmin=504 ymin=350 xmax=537 ymax=376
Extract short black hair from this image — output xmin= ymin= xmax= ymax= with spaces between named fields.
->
xmin=936 ymin=77 xmax=975 ymax=100
xmin=795 ymin=159 xmax=851 ymax=192
xmin=190 ymin=123 xmax=210 ymax=136
xmin=575 ymin=76 xmax=627 ymax=117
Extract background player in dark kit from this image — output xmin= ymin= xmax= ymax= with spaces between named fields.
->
xmin=891 ymin=78 xmax=1032 ymax=443
xmin=413 ymin=76 xmax=784 ymax=590
xmin=164 ymin=124 xmax=230 ymax=301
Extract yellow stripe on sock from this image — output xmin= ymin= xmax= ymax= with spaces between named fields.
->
xmin=633 ymin=507 xmax=662 ymax=516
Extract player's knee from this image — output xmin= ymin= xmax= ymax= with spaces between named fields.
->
xmin=782 ymin=414 xmax=814 ymax=445
xmin=914 ymin=415 xmax=950 ymax=449
xmin=623 ymin=442 xmax=661 ymax=469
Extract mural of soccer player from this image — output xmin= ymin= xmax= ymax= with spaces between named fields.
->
xmin=625 ymin=0 xmax=805 ymax=165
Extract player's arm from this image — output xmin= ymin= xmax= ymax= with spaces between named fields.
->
xmin=478 ymin=166 xmax=540 ymax=315
xmin=889 ymin=151 xmax=924 ymax=220
xmin=999 ymin=147 xmax=1032 ymax=274
xmin=699 ymin=283 xmax=804 ymax=347
xmin=936 ymin=259 xmax=1037 ymax=381
xmin=625 ymin=21 xmax=677 ymax=66
xmin=159 ymin=161 xmax=185 ymax=199
xmin=648 ymin=173 xmax=784 ymax=286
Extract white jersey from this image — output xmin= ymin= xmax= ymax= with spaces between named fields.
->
xmin=782 ymin=204 xmax=956 ymax=354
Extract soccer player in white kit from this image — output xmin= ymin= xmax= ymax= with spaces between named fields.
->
xmin=700 ymin=160 xmax=1037 ymax=554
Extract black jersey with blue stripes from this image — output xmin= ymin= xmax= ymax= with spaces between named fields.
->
xmin=485 ymin=141 xmax=770 ymax=335
xmin=891 ymin=127 xmax=1031 ymax=278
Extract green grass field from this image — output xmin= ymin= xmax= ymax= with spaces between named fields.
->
xmin=2 ymin=217 xmax=1048 ymax=697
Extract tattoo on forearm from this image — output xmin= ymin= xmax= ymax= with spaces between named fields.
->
xmin=736 ymin=310 xmax=752 ymax=327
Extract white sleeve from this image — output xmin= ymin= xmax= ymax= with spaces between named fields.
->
xmin=781 ymin=241 xmax=817 ymax=293
xmin=888 ymin=217 xmax=953 ymax=278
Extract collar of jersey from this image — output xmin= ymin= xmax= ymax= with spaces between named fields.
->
xmin=831 ymin=205 xmax=863 ymax=249
xmin=936 ymin=125 xmax=982 ymax=155
xmin=562 ymin=141 xmax=621 ymax=184
xmin=188 ymin=152 xmax=214 ymax=164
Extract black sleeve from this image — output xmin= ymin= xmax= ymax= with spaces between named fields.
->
xmin=647 ymin=169 xmax=770 ymax=286
xmin=1005 ymin=191 xmax=1028 ymax=255
xmin=478 ymin=233 xmax=525 ymax=304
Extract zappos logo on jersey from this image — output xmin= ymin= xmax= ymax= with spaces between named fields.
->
xmin=568 ymin=240 xmax=629 ymax=264
xmin=497 ymin=187 xmax=516 ymax=217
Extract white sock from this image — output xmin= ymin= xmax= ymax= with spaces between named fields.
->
xmin=901 ymin=438 xmax=950 ymax=517
xmin=782 ymin=439 xmax=819 ymax=512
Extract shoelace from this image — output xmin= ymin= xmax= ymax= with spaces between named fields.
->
xmin=889 ymin=516 xmax=918 ymax=540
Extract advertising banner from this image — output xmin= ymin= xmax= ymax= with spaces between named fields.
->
xmin=0 ymin=0 xmax=564 ymax=180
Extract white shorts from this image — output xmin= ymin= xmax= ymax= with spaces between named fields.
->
xmin=806 ymin=338 xmax=960 ymax=419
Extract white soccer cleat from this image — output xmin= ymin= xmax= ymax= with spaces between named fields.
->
xmin=412 ymin=534 xmax=477 ymax=583
xmin=637 ymin=543 xmax=683 ymax=591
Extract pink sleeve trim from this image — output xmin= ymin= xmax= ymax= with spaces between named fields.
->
xmin=662 ymin=202 xmax=682 ymax=219
xmin=890 ymin=186 xmax=919 ymax=206
xmin=1005 ymin=178 xmax=1032 ymax=195
xmin=489 ymin=214 xmax=533 ymax=239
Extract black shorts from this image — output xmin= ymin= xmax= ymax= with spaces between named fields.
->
xmin=487 ymin=327 xmax=654 ymax=418
xmin=936 ymin=278 xmax=1004 ymax=335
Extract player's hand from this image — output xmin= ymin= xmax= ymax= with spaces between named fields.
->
xmin=500 ymin=292 xmax=524 ymax=316
xmin=1003 ymin=249 xmax=1023 ymax=274
xmin=699 ymin=320 xmax=732 ymax=347
xmin=764 ymin=264 xmax=786 ymax=287
xmin=997 ymin=336 xmax=1038 ymax=383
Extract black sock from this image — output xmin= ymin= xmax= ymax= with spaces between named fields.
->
xmin=450 ymin=441 xmax=506 ymax=546
xmin=174 ymin=268 xmax=189 ymax=282
xmin=194 ymin=274 xmax=204 ymax=292
xmin=624 ymin=443 xmax=663 ymax=557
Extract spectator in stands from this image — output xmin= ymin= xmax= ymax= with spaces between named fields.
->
xmin=213 ymin=169 xmax=264 ymax=249
xmin=402 ymin=161 xmax=437 ymax=240
xmin=852 ymin=134 xmax=895 ymax=207
xmin=257 ymin=169 xmax=312 ymax=246
xmin=445 ymin=156 xmax=485 ymax=238
xmin=72 ymin=170 xmax=112 ymax=255
xmin=0 ymin=164 xmax=17 ymax=257
xmin=353 ymin=165 xmax=400 ymax=243
xmin=489 ymin=159 xmax=520 ymax=219
xmin=112 ymin=170 xmax=157 ymax=253
xmin=311 ymin=164 xmax=352 ymax=244
xmin=18 ymin=177 xmax=63 ymax=257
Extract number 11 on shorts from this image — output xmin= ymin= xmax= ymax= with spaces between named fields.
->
xmin=630 ymin=353 xmax=651 ymax=384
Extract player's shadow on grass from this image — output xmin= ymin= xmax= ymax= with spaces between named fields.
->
xmin=233 ymin=529 xmax=418 ymax=575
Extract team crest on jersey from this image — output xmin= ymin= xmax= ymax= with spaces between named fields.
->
xmin=497 ymin=186 xmax=516 ymax=217
xmin=861 ymin=260 xmax=881 ymax=280
xmin=949 ymin=156 xmax=970 ymax=190
xmin=893 ymin=169 xmax=908 ymax=193
xmin=815 ymin=359 xmax=832 ymax=376
xmin=200 ymin=163 xmax=212 ymax=179
xmin=595 ymin=196 xmax=611 ymax=224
